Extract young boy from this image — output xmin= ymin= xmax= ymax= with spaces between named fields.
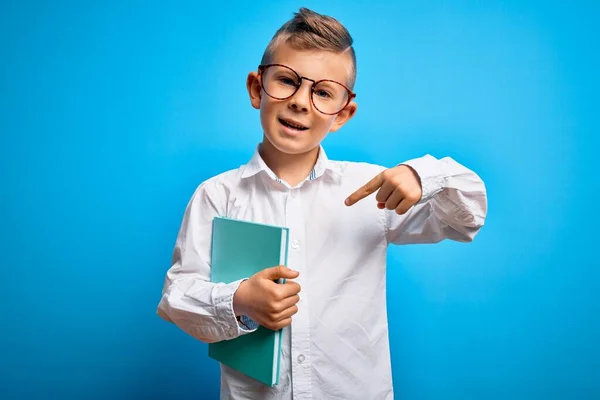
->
xmin=157 ymin=7 xmax=487 ymax=400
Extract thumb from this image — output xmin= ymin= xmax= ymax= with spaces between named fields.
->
xmin=261 ymin=265 xmax=299 ymax=280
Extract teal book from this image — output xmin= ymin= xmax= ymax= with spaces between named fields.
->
xmin=208 ymin=216 xmax=290 ymax=387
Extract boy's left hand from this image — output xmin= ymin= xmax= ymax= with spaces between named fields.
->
xmin=344 ymin=165 xmax=422 ymax=215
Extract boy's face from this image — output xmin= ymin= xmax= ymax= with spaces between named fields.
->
xmin=247 ymin=42 xmax=357 ymax=156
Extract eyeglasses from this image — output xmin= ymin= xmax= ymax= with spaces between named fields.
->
xmin=258 ymin=64 xmax=356 ymax=115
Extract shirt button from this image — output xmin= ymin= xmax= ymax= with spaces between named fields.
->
xmin=229 ymin=327 xmax=236 ymax=336
xmin=297 ymin=354 xmax=305 ymax=363
xmin=291 ymin=240 xmax=300 ymax=250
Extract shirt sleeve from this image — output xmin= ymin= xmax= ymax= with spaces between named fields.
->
xmin=385 ymin=154 xmax=488 ymax=244
xmin=156 ymin=180 xmax=257 ymax=343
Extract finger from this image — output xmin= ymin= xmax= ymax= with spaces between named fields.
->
xmin=262 ymin=265 xmax=299 ymax=281
xmin=395 ymin=198 xmax=414 ymax=215
xmin=375 ymin=180 xmax=395 ymax=203
xmin=271 ymin=304 xmax=299 ymax=322
xmin=384 ymin=188 xmax=404 ymax=210
xmin=278 ymin=281 xmax=301 ymax=298
xmin=276 ymin=294 xmax=300 ymax=312
xmin=266 ymin=317 xmax=292 ymax=331
xmin=345 ymin=173 xmax=385 ymax=206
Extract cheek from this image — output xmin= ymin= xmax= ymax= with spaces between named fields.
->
xmin=259 ymin=97 xmax=279 ymax=119
xmin=258 ymin=100 xmax=270 ymax=121
xmin=259 ymin=99 xmax=280 ymax=133
xmin=316 ymin=115 xmax=337 ymax=131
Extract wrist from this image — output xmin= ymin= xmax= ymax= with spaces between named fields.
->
xmin=400 ymin=155 xmax=445 ymax=201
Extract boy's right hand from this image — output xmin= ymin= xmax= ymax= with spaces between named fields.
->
xmin=232 ymin=266 xmax=301 ymax=331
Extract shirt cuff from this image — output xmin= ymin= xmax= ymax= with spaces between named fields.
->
xmin=400 ymin=155 xmax=446 ymax=202
xmin=212 ymin=278 xmax=257 ymax=340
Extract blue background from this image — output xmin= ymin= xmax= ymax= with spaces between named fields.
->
xmin=1 ymin=1 xmax=598 ymax=399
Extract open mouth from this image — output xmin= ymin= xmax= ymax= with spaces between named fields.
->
xmin=279 ymin=117 xmax=309 ymax=131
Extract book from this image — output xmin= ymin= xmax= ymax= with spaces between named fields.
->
xmin=208 ymin=216 xmax=290 ymax=387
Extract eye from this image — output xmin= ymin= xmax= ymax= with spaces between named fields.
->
xmin=278 ymin=77 xmax=297 ymax=86
xmin=314 ymin=89 xmax=333 ymax=99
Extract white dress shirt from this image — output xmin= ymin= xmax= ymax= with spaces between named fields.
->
xmin=157 ymin=145 xmax=487 ymax=399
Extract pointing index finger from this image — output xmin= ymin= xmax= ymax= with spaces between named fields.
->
xmin=345 ymin=172 xmax=385 ymax=206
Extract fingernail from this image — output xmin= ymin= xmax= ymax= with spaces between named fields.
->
xmin=344 ymin=198 xmax=350 ymax=206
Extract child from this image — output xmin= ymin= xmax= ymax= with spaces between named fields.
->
xmin=157 ymin=7 xmax=487 ymax=400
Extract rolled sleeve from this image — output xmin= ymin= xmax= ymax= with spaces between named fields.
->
xmin=387 ymin=154 xmax=487 ymax=244
xmin=214 ymin=279 xmax=258 ymax=339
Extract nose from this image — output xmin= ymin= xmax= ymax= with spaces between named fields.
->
xmin=288 ymin=80 xmax=312 ymax=113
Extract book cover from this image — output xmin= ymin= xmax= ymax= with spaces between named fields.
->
xmin=208 ymin=216 xmax=289 ymax=386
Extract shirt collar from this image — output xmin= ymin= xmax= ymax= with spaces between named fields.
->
xmin=240 ymin=143 xmax=342 ymax=182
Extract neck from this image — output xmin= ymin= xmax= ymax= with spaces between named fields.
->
xmin=260 ymin=137 xmax=320 ymax=187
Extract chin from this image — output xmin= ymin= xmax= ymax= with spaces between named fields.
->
xmin=264 ymin=132 xmax=318 ymax=155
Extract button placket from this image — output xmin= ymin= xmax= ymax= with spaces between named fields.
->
xmin=285 ymin=189 xmax=312 ymax=398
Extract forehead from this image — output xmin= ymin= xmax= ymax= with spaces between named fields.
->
xmin=270 ymin=41 xmax=353 ymax=84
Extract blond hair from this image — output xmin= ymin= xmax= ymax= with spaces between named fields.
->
xmin=261 ymin=8 xmax=356 ymax=89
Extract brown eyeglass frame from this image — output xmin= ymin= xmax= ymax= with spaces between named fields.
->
xmin=257 ymin=64 xmax=357 ymax=115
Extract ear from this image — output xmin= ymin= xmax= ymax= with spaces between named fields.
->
xmin=246 ymin=71 xmax=262 ymax=109
xmin=329 ymin=101 xmax=358 ymax=132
